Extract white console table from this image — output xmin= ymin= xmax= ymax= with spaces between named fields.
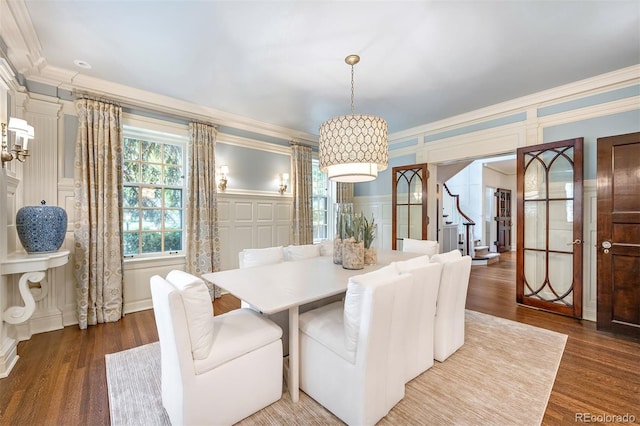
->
xmin=1 ymin=250 xmax=70 ymax=324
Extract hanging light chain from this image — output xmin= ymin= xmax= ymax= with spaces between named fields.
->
xmin=350 ymin=63 xmax=355 ymax=115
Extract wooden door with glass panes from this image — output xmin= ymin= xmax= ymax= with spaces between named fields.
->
xmin=516 ymin=138 xmax=583 ymax=318
xmin=495 ymin=188 xmax=512 ymax=252
xmin=392 ymin=164 xmax=428 ymax=250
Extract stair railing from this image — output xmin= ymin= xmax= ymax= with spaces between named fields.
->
xmin=443 ymin=183 xmax=476 ymax=256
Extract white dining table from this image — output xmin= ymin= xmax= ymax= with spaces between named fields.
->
xmin=201 ymin=250 xmax=420 ymax=402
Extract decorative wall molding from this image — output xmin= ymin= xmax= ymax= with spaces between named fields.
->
xmin=218 ymin=194 xmax=293 ymax=270
xmin=217 ymin=132 xmax=292 ymax=156
xmin=537 ymin=97 xmax=640 ymax=129
xmin=421 ymin=122 xmax=526 ymax=164
xmin=389 ymin=65 xmax=640 ymax=142
xmin=354 ymin=195 xmax=392 ymax=251
xmin=0 ymin=335 xmax=19 ymax=379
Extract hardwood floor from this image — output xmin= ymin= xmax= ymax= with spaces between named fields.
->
xmin=0 ymin=252 xmax=638 ymax=425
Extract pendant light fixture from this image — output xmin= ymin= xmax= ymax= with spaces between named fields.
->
xmin=319 ymin=54 xmax=388 ymax=182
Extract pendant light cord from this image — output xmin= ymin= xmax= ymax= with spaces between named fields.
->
xmin=350 ymin=64 xmax=355 ymax=115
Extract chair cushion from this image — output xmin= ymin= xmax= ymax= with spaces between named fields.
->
xmin=394 ymin=254 xmax=431 ymax=272
xmin=431 ymin=249 xmax=462 ymax=264
xmin=193 ymin=308 xmax=283 ymax=375
xmin=285 ymin=244 xmax=321 ymax=261
xmin=402 ymin=238 xmax=439 ymax=256
xmin=241 ymin=246 xmax=284 ymax=268
xmin=299 ymin=301 xmax=355 ymax=363
xmin=343 ymin=265 xmax=400 ymax=352
xmin=165 ymin=270 xmax=214 ymax=360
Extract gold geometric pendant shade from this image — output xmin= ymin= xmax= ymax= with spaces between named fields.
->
xmin=319 ymin=113 xmax=388 ymax=182
xmin=318 ymin=54 xmax=388 ymax=183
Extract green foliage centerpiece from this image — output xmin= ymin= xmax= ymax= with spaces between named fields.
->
xmin=342 ymin=212 xmax=365 ymax=270
xmin=363 ymin=214 xmax=377 ymax=265
xmin=333 ymin=203 xmax=352 ymax=264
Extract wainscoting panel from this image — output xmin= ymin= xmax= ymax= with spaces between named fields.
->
xmin=257 ymin=203 xmax=274 ymax=221
xmin=217 ymin=193 xmax=292 ymax=271
xmin=355 ymin=195 xmax=392 ymax=251
xmin=257 ymin=225 xmax=274 ymax=248
xmin=234 ymin=202 xmax=254 ymax=222
xmin=218 ymin=200 xmax=231 ymax=222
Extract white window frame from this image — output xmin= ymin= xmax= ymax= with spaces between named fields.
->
xmin=312 ymin=158 xmax=336 ymax=243
xmin=122 ymin=114 xmax=189 ymax=259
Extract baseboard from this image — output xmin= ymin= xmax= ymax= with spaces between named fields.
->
xmin=29 ymin=308 xmax=64 ymax=335
xmin=0 ymin=336 xmax=19 ymax=379
xmin=123 ymin=299 xmax=153 ymax=315
xmin=62 ymin=303 xmax=77 ymax=327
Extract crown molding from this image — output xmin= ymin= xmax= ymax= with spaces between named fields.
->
xmin=36 ymin=65 xmax=320 ymax=147
xmin=217 ymin=132 xmax=291 ymax=156
xmin=390 ymin=64 xmax=640 ymax=142
xmin=0 ymin=0 xmax=43 ymax=74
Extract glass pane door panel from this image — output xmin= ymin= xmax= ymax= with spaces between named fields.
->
xmin=549 ymin=252 xmax=573 ymax=305
xmin=396 ymin=205 xmax=408 ymax=239
xmin=548 ymin=152 xmax=574 ymax=196
xmin=524 ymin=201 xmax=546 ymax=249
xmin=396 ymin=175 xmax=410 ymax=204
xmin=409 ymin=205 xmax=422 ymax=239
xmin=548 ymin=200 xmax=573 ymax=252
xmin=524 ymin=156 xmax=546 ymax=200
xmin=524 ymin=250 xmax=545 ymax=293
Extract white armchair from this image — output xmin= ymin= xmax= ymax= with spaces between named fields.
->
xmin=402 ymin=237 xmax=440 ymax=256
xmin=394 ymin=259 xmax=443 ymax=381
xmin=299 ymin=268 xmax=413 ymax=426
xmin=430 ymin=250 xmax=472 ymax=361
xmin=150 ymin=270 xmax=283 ymax=426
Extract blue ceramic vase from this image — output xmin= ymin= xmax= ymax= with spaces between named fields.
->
xmin=16 ymin=200 xmax=68 ymax=254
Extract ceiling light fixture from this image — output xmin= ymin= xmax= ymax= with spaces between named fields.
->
xmin=319 ymin=54 xmax=388 ymax=183
xmin=73 ymin=59 xmax=92 ymax=69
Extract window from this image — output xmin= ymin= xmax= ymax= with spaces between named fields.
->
xmin=122 ymin=123 xmax=187 ymax=257
xmin=312 ymin=159 xmax=330 ymax=242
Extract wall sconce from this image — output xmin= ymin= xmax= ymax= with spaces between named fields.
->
xmin=278 ymin=173 xmax=289 ymax=195
xmin=2 ymin=117 xmax=34 ymax=168
xmin=218 ymin=165 xmax=229 ymax=191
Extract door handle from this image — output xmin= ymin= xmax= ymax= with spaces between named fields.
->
xmin=567 ymin=239 xmax=582 ymax=245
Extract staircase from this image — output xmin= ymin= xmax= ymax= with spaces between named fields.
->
xmin=472 ymin=244 xmax=500 ymax=266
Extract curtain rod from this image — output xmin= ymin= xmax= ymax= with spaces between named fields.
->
xmin=72 ymin=89 xmax=218 ymax=129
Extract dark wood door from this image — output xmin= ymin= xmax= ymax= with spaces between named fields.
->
xmin=495 ymin=188 xmax=512 ymax=252
xmin=516 ymin=138 xmax=583 ymax=318
xmin=596 ymin=132 xmax=640 ymax=338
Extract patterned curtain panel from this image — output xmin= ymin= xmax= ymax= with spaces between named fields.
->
xmin=291 ymin=143 xmax=313 ymax=245
xmin=186 ymin=123 xmax=222 ymax=299
xmin=74 ymin=99 xmax=124 ymax=329
xmin=336 ymin=182 xmax=354 ymax=204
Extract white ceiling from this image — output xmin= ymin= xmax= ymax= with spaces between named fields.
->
xmin=13 ymin=1 xmax=640 ymax=139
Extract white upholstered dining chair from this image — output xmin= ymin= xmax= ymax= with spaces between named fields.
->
xmin=238 ymin=246 xmax=290 ymax=354
xmin=150 ymin=270 xmax=283 ymax=426
xmin=299 ymin=268 xmax=413 ymax=426
xmin=402 ymin=237 xmax=440 ymax=256
xmin=430 ymin=250 xmax=473 ymax=361
xmin=394 ymin=258 xmax=443 ymax=381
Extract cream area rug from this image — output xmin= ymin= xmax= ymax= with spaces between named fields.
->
xmin=105 ymin=310 xmax=567 ymax=426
